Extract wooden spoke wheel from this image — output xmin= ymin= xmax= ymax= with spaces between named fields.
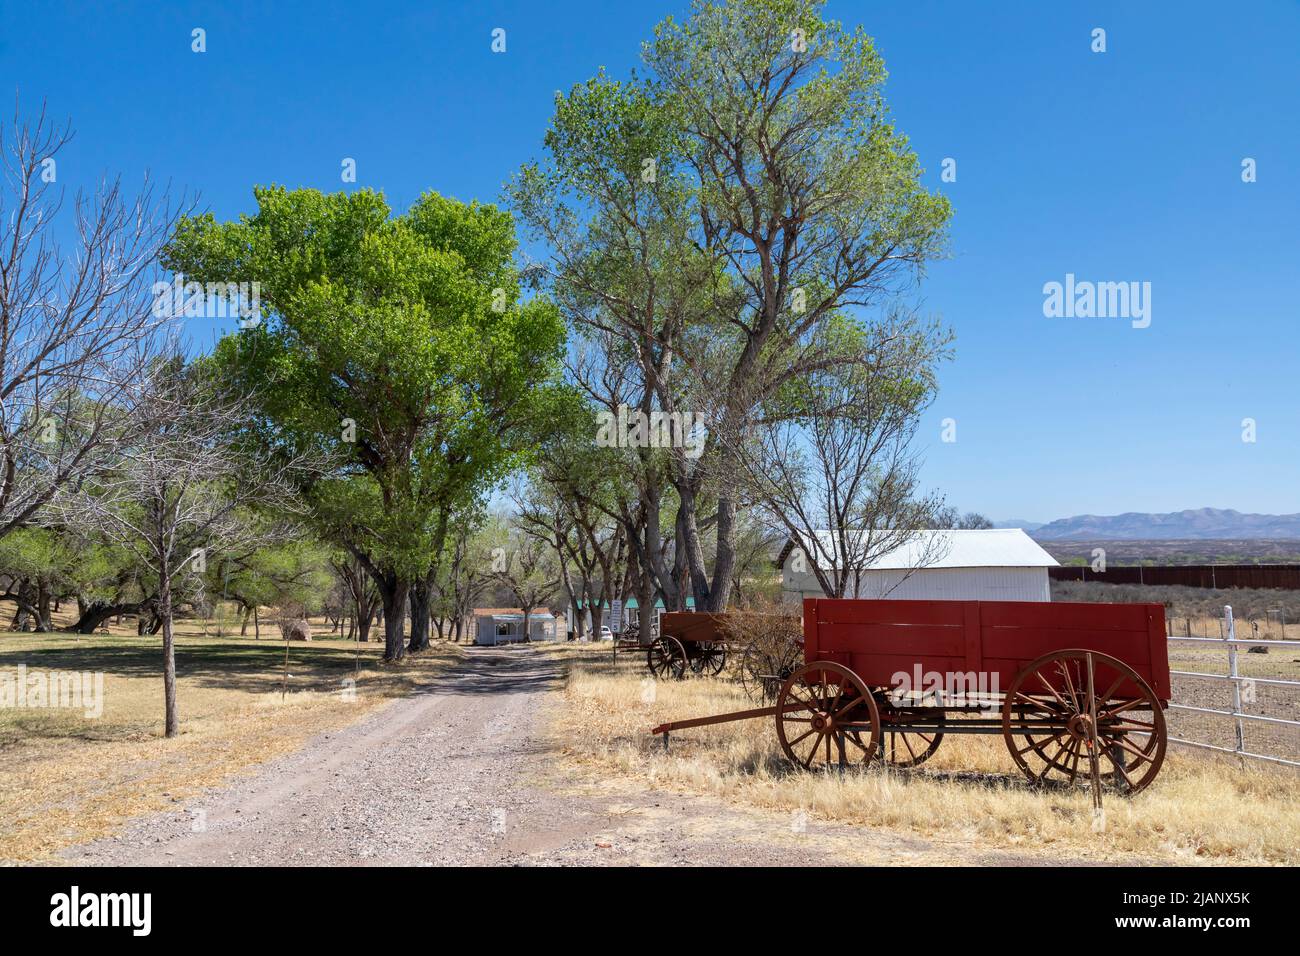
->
xmin=776 ymin=662 xmax=880 ymax=772
xmin=1002 ymin=649 xmax=1167 ymax=795
xmin=689 ymin=641 xmax=727 ymax=677
xmin=877 ymin=711 xmax=946 ymax=768
xmin=646 ymin=635 xmax=688 ymax=681
xmin=740 ymin=638 xmax=803 ymax=703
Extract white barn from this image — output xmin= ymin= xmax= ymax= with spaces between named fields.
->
xmin=779 ymin=529 xmax=1058 ymax=603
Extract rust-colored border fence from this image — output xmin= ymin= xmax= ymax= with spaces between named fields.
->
xmin=1050 ymin=564 xmax=1300 ymax=589
xmin=1165 ymin=605 xmax=1300 ymax=768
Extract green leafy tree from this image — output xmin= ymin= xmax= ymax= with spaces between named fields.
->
xmin=0 ymin=528 xmax=76 ymax=630
xmin=211 ymin=535 xmax=333 ymax=639
xmin=165 ymin=188 xmax=566 ymax=660
xmin=510 ymin=0 xmax=951 ymax=613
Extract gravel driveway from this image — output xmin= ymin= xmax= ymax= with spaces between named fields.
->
xmin=63 ymin=646 xmax=1091 ymax=866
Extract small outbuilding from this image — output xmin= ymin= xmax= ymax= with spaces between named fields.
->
xmin=472 ymin=608 xmax=559 ymax=646
xmin=778 ymin=529 xmax=1059 ymax=603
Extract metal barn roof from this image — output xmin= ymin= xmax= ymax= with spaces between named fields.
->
xmin=472 ymin=608 xmax=557 ymax=619
xmin=784 ymin=529 xmax=1059 ymax=571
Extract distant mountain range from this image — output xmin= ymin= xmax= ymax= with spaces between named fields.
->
xmin=1027 ymin=508 xmax=1300 ymax=541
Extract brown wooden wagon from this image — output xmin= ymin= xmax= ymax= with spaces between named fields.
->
xmin=646 ymin=611 xmax=804 ymax=697
xmin=651 ymin=598 xmax=1172 ymax=796
xmin=646 ymin=612 xmax=730 ymax=680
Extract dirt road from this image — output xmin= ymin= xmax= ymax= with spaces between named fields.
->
xmin=64 ymin=646 xmax=1086 ymax=866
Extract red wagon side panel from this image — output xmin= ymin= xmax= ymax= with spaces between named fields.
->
xmin=803 ymin=598 xmax=1170 ymax=702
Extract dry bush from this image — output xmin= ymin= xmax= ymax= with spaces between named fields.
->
xmin=718 ymin=599 xmax=802 ymax=653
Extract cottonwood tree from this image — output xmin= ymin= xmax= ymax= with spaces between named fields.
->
xmin=735 ymin=313 xmax=949 ymax=599
xmin=511 ymin=76 xmax=716 ymax=622
xmin=511 ymin=0 xmax=952 ymax=613
xmin=649 ymin=0 xmax=952 ymax=607
xmin=62 ymin=358 xmax=313 ymax=737
xmin=514 ymin=402 xmax=629 ymax=641
xmin=430 ymin=518 xmax=495 ymax=641
xmin=330 ymin=553 xmax=380 ymax=643
xmin=166 ymin=188 xmax=566 ymax=661
xmin=0 ymin=107 xmax=181 ymax=538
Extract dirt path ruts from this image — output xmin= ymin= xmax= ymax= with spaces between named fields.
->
xmin=63 ymin=646 xmax=1097 ymax=866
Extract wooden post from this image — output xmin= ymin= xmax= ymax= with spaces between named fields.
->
xmin=281 ymin=634 xmax=291 ymax=701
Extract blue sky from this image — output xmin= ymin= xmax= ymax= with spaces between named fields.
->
xmin=3 ymin=0 xmax=1296 ymax=522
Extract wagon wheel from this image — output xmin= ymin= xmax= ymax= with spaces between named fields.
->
xmin=876 ymin=711 xmax=946 ymax=768
xmin=1001 ymin=649 xmax=1167 ymax=795
xmin=646 ymin=635 xmax=688 ymax=681
xmin=740 ymin=638 xmax=802 ymax=703
xmin=776 ymin=662 xmax=881 ymax=772
xmin=689 ymin=641 xmax=727 ymax=677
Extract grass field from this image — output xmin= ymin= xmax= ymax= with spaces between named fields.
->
xmin=551 ymin=649 xmax=1300 ymax=865
xmin=0 ymin=613 xmax=460 ymax=863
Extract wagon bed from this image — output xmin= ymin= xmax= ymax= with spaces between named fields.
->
xmin=805 ymin=598 xmax=1170 ymax=702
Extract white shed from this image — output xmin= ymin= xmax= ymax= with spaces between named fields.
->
xmin=472 ymin=608 xmax=559 ymax=645
xmin=779 ymin=529 xmax=1058 ymax=603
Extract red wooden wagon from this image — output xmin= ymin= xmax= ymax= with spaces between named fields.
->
xmin=648 ymin=611 xmax=805 ymax=700
xmin=651 ymin=598 xmax=1172 ymax=795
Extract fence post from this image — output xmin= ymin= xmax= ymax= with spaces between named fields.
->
xmin=1225 ymin=605 xmax=1245 ymax=760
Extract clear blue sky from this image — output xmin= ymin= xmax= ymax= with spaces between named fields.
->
xmin=3 ymin=0 xmax=1296 ymax=522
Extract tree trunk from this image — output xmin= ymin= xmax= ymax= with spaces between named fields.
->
xmin=253 ymin=606 xmax=260 ymax=639
xmin=408 ymin=582 xmax=431 ymax=653
xmin=240 ymin=605 xmax=251 ymax=636
xmin=676 ymin=480 xmax=711 ymax=609
xmin=569 ymin=591 xmax=584 ymax=641
xmin=11 ymin=578 xmax=36 ymax=631
xmin=160 ymin=567 xmax=178 ymax=738
xmin=378 ymin=573 xmax=408 ymax=661
xmin=637 ymin=564 xmax=655 ymax=646
xmin=66 ymin=599 xmax=145 ymax=635
xmin=707 ymin=492 xmax=737 ymax=611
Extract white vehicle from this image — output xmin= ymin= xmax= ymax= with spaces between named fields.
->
xmin=598 ymin=625 xmax=614 ymax=641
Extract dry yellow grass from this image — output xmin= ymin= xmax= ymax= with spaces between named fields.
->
xmin=0 ymin=614 xmax=460 ymax=863
xmin=551 ymin=653 xmax=1300 ymax=865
